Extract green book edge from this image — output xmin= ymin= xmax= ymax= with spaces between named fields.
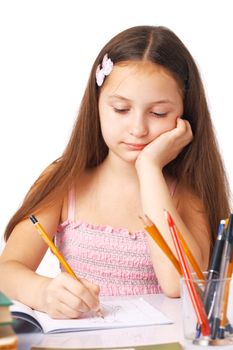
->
xmin=0 ymin=291 xmax=13 ymax=307
xmin=0 ymin=319 xmax=17 ymax=326
xmin=31 ymin=342 xmax=182 ymax=350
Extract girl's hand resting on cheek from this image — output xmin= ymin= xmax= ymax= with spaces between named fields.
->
xmin=135 ymin=118 xmax=193 ymax=170
xmin=41 ymin=272 xmax=100 ymax=319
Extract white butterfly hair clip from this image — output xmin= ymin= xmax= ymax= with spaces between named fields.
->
xmin=95 ymin=54 xmax=113 ymax=87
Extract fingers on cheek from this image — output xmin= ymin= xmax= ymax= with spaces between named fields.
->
xmin=181 ymin=120 xmax=189 ymax=134
xmin=186 ymin=124 xmax=193 ymax=142
xmin=180 ymin=121 xmax=193 ymax=142
xmin=185 ymin=121 xmax=193 ymax=139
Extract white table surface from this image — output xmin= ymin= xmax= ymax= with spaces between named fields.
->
xmin=17 ymin=294 xmax=230 ymax=350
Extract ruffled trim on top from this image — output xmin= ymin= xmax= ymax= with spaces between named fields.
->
xmin=57 ymin=218 xmax=146 ymax=238
xmin=55 ymin=216 xmax=162 ymax=296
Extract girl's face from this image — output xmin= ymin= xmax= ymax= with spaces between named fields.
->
xmin=98 ymin=61 xmax=184 ymax=164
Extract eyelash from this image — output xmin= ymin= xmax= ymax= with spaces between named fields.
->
xmin=151 ymin=112 xmax=167 ymax=117
xmin=113 ymin=108 xmax=167 ymax=117
xmin=113 ymin=108 xmax=129 ymax=114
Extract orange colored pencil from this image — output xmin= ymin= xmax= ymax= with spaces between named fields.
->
xmin=139 ymin=215 xmax=182 ymax=275
xmin=140 ymin=215 xmax=204 ymax=280
xmin=177 ymin=230 xmax=205 ymax=281
xmin=164 ymin=209 xmax=210 ymax=337
xmin=30 ymin=215 xmax=79 ymax=279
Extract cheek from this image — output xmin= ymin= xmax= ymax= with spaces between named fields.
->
xmin=100 ymin=119 xmax=117 ymax=145
xmin=100 ymin=112 xmax=125 ymax=142
xmin=151 ymin=117 xmax=177 ymax=137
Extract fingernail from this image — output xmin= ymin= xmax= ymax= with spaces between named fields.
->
xmin=96 ymin=308 xmax=104 ymax=318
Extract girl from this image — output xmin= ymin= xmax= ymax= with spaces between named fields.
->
xmin=0 ymin=25 xmax=230 ymax=319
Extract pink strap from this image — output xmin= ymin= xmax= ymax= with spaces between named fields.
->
xmin=67 ymin=187 xmax=76 ymax=221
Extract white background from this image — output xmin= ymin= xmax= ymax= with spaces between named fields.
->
xmin=0 ymin=0 xmax=233 ymax=274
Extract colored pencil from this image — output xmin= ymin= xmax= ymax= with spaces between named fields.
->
xmin=140 ymin=215 xmax=204 ymax=279
xmin=139 ymin=215 xmax=182 ymax=275
xmin=177 ymin=230 xmax=205 ymax=281
xmin=164 ymin=209 xmax=210 ymax=337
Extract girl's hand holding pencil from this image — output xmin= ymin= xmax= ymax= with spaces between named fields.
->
xmin=40 ymin=272 xmax=101 ymax=319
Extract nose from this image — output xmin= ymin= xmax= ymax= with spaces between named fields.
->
xmin=129 ymin=114 xmax=148 ymax=138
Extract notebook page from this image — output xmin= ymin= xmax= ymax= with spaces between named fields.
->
xmin=34 ymin=297 xmax=172 ymax=333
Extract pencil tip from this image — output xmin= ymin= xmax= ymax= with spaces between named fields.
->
xmin=139 ymin=214 xmax=152 ymax=226
xmin=164 ymin=209 xmax=174 ymax=226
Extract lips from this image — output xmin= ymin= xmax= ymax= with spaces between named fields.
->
xmin=124 ymin=142 xmax=147 ymax=151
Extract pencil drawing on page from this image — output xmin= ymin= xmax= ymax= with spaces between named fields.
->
xmin=81 ymin=303 xmax=123 ymax=323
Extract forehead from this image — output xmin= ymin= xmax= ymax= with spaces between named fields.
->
xmin=100 ymin=61 xmax=183 ymax=101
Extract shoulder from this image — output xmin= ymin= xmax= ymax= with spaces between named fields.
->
xmin=167 ymin=177 xmax=206 ymax=214
xmin=167 ymin=176 xmax=205 ymax=216
xmin=175 ymin=181 xmax=211 ymax=267
xmin=174 ymin=180 xmax=205 ymax=213
xmin=60 ymin=169 xmax=93 ymax=222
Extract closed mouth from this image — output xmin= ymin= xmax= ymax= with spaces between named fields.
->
xmin=124 ymin=142 xmax=147 ymax=150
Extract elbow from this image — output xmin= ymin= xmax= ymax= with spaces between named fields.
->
xmin=159 ymin=273 xmax=181 ymax=298
xmin=163 ymin=286 xmax=180 ymax=298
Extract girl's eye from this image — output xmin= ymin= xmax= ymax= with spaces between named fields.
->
xmin=151 ymin=112 xmax=167 ymax=117
xmin=113 ymin=108 xmax=129 ymax=113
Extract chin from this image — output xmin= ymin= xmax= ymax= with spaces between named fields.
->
xmin=122 ymin=155 xmax=139 ymax=165
xmin=109 ymin=149 xmax=140 ymax=165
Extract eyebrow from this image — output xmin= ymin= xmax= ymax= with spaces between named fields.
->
xmin=107 ymin=94 xmax=174 ymax=105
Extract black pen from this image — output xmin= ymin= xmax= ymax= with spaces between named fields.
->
xmin=195 ymin=220 xmax=226 ymax=338
xmin=208 ymin=221 xmax=226 ymax=279
xmin=204 ymin=220 xmax=226 ymax=315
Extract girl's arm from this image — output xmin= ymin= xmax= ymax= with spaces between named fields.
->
xmin=136 ymin=119 xmax=211 ymax=297
xmin=0 ymin=199 xmax=100 ymax=318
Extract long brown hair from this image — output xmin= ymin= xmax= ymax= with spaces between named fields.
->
xmin=4 ymin=25 xmax=230 ymax=244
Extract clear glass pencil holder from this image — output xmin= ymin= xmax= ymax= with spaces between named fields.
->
xmin=180 ymin=272 xmax=233 ymax=346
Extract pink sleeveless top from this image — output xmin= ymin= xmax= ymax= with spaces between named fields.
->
xmin=55 ymin=183 xmax=177 ymax=296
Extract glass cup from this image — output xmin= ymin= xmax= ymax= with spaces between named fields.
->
xmin=180 ymin=273 xmax=233 ymax=346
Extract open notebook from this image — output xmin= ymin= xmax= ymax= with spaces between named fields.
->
xmin=10 ymin=297 xmax=172 ymax=334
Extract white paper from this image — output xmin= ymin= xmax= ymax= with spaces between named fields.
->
xmin=11 ymin=297 xmax=172 ymax=334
